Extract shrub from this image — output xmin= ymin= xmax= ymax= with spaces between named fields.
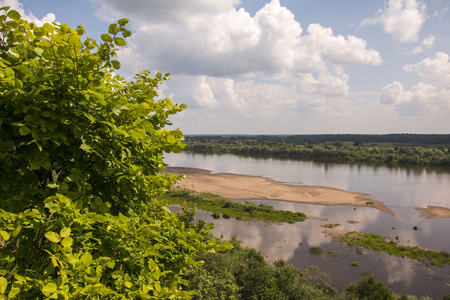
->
xmin=0 ymin=8 xmax=231 ymax=298
xmin=309 ymin=247 xmax=322 ymax=256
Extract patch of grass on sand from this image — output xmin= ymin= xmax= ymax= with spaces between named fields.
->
xmin=335 ymin=231 xmax=450 ymax=267
xmin=309 ymin=247 xmax=322 ymax=256
xmin=161 ymin=187 xmax=307 ymax=224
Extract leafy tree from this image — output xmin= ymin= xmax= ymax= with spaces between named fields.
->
xmin=343 ymin=274 xmax=395 ymax=300
xmin=0 ymin=7 xmax=230 ymax=299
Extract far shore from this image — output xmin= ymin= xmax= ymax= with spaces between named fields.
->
xmin=166 ymin=167 xmax=395 ymax=216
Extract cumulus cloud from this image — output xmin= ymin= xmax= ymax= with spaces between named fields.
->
xmin=89 ymin=0 xmax=383 ymax=130
xmin=94 ymin=0 xmax=381 ymax=78
xmin=0 ymin=0 xmax=55 ymax=26
xmin=362 ymin=0 xmax=427 ymax=43
xmin=411 ymin=34 xmax=435 ymax=54
xmin=165 ymin=66 xmax=350 ymax=120
xmin=381 ymin=52 xmax=450 ymax=115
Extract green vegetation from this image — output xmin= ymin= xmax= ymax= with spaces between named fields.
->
xmin=309 ymin=247 xmax=323 ymax=256
xmin=0 ymin=9 xmax=231 ymax=299
xmin=186 ymin=238 xmax=427 ymax=299
xmin=162 ymin=188 xmax=307 ymax=224
xmin=336 ymin=232 xmax=450 ymax=267
xmin=187 ymin=239 xmax=338 ymax=299
xmin=323 ymin=223 xmax=341 ymax=228
xmin=343 ymin=274 xmax=396 ymax=300
xmin=184 ymin=136 xmax=450 ymax=166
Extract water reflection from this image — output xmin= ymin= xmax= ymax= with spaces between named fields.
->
xmin=196 ymin=212 xmax=449 ymax=299
xmin=165 ymin=152 xmax=450 ymax=298
xmin=165 ymin=152 xmax=450 ymax=251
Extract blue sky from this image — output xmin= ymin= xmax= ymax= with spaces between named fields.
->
xmin=2 ymin=0 xmax=450 ymax=134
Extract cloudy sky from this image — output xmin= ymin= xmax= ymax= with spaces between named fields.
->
xmin=3 ymin=0 xmax=450 ymax=134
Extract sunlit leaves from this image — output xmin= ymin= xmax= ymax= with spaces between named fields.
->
xmin=101 ymin=33 xmax=112 ymax=42
xmin=0 ymin=8 xmax=225 ymax=300
xmin=45 ymin=231 xmax=61 ymax=243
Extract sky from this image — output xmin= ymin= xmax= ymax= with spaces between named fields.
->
xmin=2 ymin=0 xmax=450 ymax=134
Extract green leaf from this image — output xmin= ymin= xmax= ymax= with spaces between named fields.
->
xmin=80 ymin=142 xmax=92 ymax=152
xmin=45 ymin=231 xmax=61 ymax=243
xmin=60 ymin=227 xmax=71 ymax=238
xmin=61 ymin=237 xmax=73 ymax=248
xmin=0 ymin=230 xmax=10 ymax=241
xmin=34 ymin=47 xmax=44 ymax=56
xmin=7 ymin=10 xmax=21 ymax=21
xmin=81 ymin=252 xmax=93 ymax=267
xmin=42 ymin=282 xmax=57 ymax=296
xmin=122 ymin=30 xmax=132 ymax=38
xmin=47 ymin=183 xmax=60 ymax=189
xmin=18 ymin=126 xmax=31 ymax=136
xmin=118 ymin=18 xmax=129 ymax=26
xmin=8 ymin=286 xmax=20 ymax=298
xmin=101 ymin=33 xmax=112 ymax=42
xmin=113 ymin=37 xmax=126 ymax=46
xmin=108 ymin=23 xmax=119 ymax=35
xmin=0 ymin=277 xmax=7 ymax=295
xmin=111 ymin=60 xmax=121 ymax=69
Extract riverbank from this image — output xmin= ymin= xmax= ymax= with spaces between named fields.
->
xmin=166 ymin=167 xmax=395 ymax=216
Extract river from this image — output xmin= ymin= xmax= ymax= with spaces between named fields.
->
xmin=164 ymin=151 xmax=450 ymax=298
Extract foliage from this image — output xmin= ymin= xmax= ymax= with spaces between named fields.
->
xmin=186 ymin=238 xmax=338 ymax=300
xmin=0 ymin=8 xmax=230 ymax=299
xmin=184 ymin=137 xmax=450 ymax=167
xmin=343 ymin=274 xmax=396 ymax=300
xmin=162 ymin=188 xmax=307 ymax=224
xmin=336 ymin=232 xmax=450 ymax=267
xmin=309 ymin=247 xmax=322 ymax=256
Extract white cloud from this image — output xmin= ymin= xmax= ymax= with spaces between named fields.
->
xmin=421 ymin=34 xmax=435 ymax=48
xmin=381 ymin=52 xmax=450 ymax=115
xmin=411 ymin=34 xmax=435 ymax=54
xmin=0 ymin=0 xmax=55 ymax=26
xmin=163 ymin=65 xmax=351 ymax=125
xmin=362 ymin=0 xmax=427 ymax=43
xmin=403 ymin=52 xmax=450 ymax=83
xmin=95 ymin=0 xmax=381 ymax=78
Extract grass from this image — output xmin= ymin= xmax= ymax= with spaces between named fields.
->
xmin=161 ymin=187 xmax=307 ymax=224
xmin=309 ymin=247 xmax=322 ymax=256
xmin=323 ymin=223 xmax=340 ymax=228
xmin=336 ymin=231 xmax=450 ymax=267
xmin=350 ymin=261 xmax=359 ymax=267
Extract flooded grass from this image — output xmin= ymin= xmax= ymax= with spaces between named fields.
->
xmin=335 ymin=231 xmax=450 ymax=267
xmin=162 ymin=187 xmax=307 ymax=224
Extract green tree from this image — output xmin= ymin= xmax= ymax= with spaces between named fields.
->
xmin=0 ymin=7 xmax=230 ymax=299
xmin=343 ymin=274 xmax=395 ymax=300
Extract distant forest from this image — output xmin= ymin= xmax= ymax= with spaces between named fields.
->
xmin=183 ymin=134 xmax=450 ymax=166
xmin=185 ymin=134 xmax=450 ymax=146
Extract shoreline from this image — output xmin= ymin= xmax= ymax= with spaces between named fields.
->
xmin=416 ymin=205 xmax=450 ymax=219
xmin=166 ymin=167 xmax=395 ymax=216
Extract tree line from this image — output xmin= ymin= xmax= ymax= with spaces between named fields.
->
xmin=184 ymin=136 xmax=450 ymax=167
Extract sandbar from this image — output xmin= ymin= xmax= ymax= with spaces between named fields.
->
xmin=416 ymin=206 xmax=450 ymax=219
xmin=166 ymin=167 xmax=395 ymax=216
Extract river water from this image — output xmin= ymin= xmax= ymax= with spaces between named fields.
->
xmin=165 ymin=151 xmax=450 ymax=298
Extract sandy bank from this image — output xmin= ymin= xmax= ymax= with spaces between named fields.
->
xmin=416 ymin=206 xmax=450 ymax=219
xmin=166 ymin=167 xmax=395 ymax=216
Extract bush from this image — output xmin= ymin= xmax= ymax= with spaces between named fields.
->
xmin=309 ymin=247 xmax=322 ymax=256
xmin=344 ymin=274 xmax=395 ymax=300
xmin=0 ymin=8 xmax=231 ymax=299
